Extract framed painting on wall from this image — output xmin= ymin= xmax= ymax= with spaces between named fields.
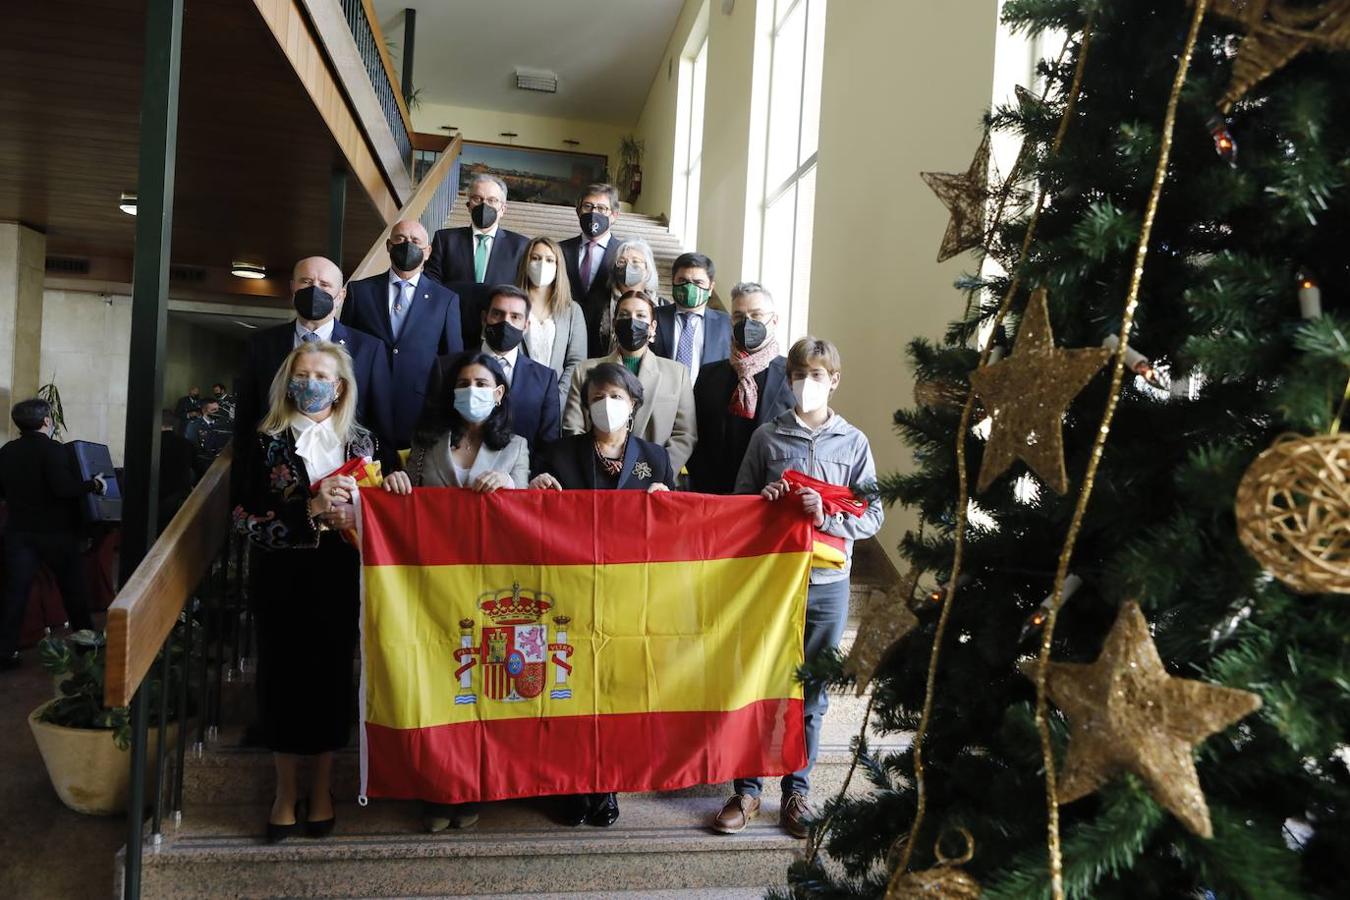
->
xmin=457 ymin=141 xmax=609 ymax=205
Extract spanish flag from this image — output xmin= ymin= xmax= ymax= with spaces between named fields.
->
xmin=358 ymin=488 xmax=812 ymax=803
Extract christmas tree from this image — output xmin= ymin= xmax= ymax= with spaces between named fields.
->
xmin=786 ymin=1 xmax=1350 ymax=897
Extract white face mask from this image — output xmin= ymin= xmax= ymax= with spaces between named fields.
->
xmin=527 ymin=259 xmax=557 ymax=288
xmin=792 ymin=377 xmax=831 ymax=414
xmin=589 ymin=397 xmax=631 ymax=433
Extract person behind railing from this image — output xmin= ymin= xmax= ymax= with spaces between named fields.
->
xmin=158 ymin=409 xmax=196 ymax=529
xmin=529 ymin=362 xmax=673 ymax=827
xmin=232 ymin=340 xmax=384 ymax=843
xmin=0 ymin=398 xmax=107 ymax=671
xmin=559 ymin=183 xmax=628 ymax=357
xmin=382 ymin=350 xmax=529 ymax=833
xmin=515 ymin=236 xmax=587 ymax=406
xmin=562 ymin=290 xmax=697 ymax=473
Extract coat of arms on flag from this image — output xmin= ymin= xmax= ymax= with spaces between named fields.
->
xmin=452 ymin=583 xmax=575 ymax=704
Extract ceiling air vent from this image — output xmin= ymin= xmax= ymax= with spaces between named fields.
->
xmin=45 ymin=257 xmax=91 ymax=275
xmin=515 ymin=67 xmax=558 ymax=93
xmin=169 ymin=265 xmax=207 ymax=283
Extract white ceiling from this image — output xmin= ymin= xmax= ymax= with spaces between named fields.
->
xmin=372 ymin=0 xmax=686 ymax=125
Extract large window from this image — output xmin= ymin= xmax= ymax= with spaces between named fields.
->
xmin=672 ymin=31 xmax=709 ymax=248
xmin=759 ymin=0 xmax=826 ymax=341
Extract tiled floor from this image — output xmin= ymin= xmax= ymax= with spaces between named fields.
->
xmin=0 ymin=644 xmax=125 ymax=900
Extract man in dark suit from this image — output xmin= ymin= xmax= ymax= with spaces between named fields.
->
xmin=233 ymin=256 xmax=393 ymax=483
xmin=653 ymin=252 xmax=732 ymax=383
xmin=687 ymin=282 xmax=793 ymax=495
xmin=559 ymin=183 xmax=627 ymax=357
xmin=0 ymin=398 xmax=107 ymax=668
xmin=425 ymin=174 xmax=530 ymax=347
xmin=342 ymin=221 xmax=465 ymax=449
xmin=159 ymin=409 xmax=196 ymax=528
xmin=466 ymin=285 xmax=560 ymax=451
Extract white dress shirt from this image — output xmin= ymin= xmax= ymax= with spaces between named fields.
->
xmin=293 ymin=318 xmax=336 ymax=348
xmin=483 ymin=341 xmax=521 ymax=387
xmin=290 ymin=413 xmax=345 ymax=481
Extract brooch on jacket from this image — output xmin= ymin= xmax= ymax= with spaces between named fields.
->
xmin=633 ymin=461 xmax=652 ymax=480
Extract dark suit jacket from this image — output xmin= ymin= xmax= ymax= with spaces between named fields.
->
xmin=0 ymin=432 xmax=98 ymax=534
xmin=559 ymin=233 xmax=625 ymax=357
xmin=425 ymin=226 xmax=530 ymax=289
xmin=341 ymin=272 xmax=464 ymax=448
xmin=531 ymin=433 xmax=675 ymax=490
xmin=687 ymin=356 xmax=793 ymax=495
xmin=231 ymin=320 xmax=394 ymax=494
xmin=421 ymin=352 xmax=560 ymax=452
xmin=651 ymin=305 xmax=733 ymax=367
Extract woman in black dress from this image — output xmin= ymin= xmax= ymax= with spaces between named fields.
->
xmin=529 ymin=362 xmax=675 ymax=827
xmin=233 ymin=340 xmax=383 ymax=842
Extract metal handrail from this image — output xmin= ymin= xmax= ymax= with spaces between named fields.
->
xmin=351 ymin=134 xmax=464 ymax=281
xmin=341 ymin=0 xmax=414 ymax=175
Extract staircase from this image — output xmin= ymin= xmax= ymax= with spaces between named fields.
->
xmin=122 ymin=543 xmax=907 ymax=899
xmin=442 ymin=197 xmax=691 ymax=300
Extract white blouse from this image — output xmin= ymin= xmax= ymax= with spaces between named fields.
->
xmin=525 ymin=311 xmax=557 ymax=368
xmin=290 ymin=413 xmax=345 ymax=481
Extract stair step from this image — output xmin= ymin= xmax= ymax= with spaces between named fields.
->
xmin=131 ymin=795 xmax=800 ymax=898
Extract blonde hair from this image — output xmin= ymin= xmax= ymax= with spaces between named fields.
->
xmin=787 ymin=336 xmax=842 ymax=376
xmin=516 ymin=235 xmax=574 ymax=320
xmin=258 ymin=341 xmax=360 ymax=443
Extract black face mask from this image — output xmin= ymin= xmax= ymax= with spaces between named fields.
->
xmin=483 ymin=320 xmax=524 ymax=353
xmin=614 ymin=317 xmax=650 ymax=353
xmin=578 ymin=211 xmax=610 ymax=237
xmin=293 ymin=286 xmax=335 ymax=321
xmin=734 ymin=319 xmax=769 ymax=352
xmin=388 ymin=241 xmax=424 ymax=271
xmin=471 ymin=203 xmax=498 ymax=229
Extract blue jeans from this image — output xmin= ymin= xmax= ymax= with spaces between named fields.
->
xmin=735 ymin=578 xmax=850 ymax=799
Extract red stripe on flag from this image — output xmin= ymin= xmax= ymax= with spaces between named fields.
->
xmin=361 ymin=489 xmax=814 ymax=567
xmin=363 ymin=699 xmax=807 ymax=803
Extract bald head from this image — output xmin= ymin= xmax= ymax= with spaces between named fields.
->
xmin=289 ymin=256 xmax=345 ymax=328
xmin=386 ymin=220 xmax=430 ymax=276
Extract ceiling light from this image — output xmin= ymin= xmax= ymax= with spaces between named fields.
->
xmin=514 ymin=67 xmax=558 ymax=93
xmin=230 ymin=261 xmax=267 ymax=279
xmin=119 ymin=192 xmax=137 ymax=215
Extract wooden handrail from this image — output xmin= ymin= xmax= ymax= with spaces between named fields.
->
xmin=104 ymin=447 xmax=233 ymax=708
xmin=351 ymin=134 xmax=464 ymax=281
xmin=360 ymin=0 xmax=414 ymax=146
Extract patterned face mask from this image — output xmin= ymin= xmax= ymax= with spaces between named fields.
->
xmin=287 ymin=377 xmax=338 ymax=414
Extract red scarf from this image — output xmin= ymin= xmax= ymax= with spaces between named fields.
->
xmin=728 ymin=337 xmax=781 ymax=419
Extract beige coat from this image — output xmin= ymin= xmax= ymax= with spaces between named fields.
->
xmin=562 ymin=351 xmax=698 ymax=471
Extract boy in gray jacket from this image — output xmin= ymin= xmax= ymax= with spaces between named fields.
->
xmin=711 ymin=336 xmax=884 ymax=838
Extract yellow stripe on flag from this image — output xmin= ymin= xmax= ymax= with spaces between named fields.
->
xmin=362 ymin=552 xmax=811 ymax=730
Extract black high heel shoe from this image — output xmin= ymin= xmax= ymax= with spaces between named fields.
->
xmin=305 ymin=791 xmax=337 ymax=838
xmin=265 ymin=799 xmax=303 ymax=844
xmin=556 ymin=793 xmax=593 ymax=827
xmin=585 ymin=792 xmax=620 ymax=827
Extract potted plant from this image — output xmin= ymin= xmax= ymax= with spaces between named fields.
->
xmin=617 ymin=134 xmax=645 ymax=209
xmin=28 ymin=630 xmax=182 ymax=815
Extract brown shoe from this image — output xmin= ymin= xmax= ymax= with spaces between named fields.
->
xmin=712 ymin=793 xmax=761 ymax=833
xmin=781 ymin=791 xmax=811 ymax=839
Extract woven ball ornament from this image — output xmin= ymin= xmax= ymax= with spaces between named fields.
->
xmin=1234 ymin=433 xmax=1350 ymax=594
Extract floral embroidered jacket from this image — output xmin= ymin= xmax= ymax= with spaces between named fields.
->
xmin=232 ymin=427 xmax=378 ymax=551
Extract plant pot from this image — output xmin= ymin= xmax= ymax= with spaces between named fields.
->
xmin=27 ymin=703 xmax=178 ymax=816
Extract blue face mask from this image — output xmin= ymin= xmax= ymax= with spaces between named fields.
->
xmin=454 ymin=386 xmax=498 ymax=423
xmin=287 ymin=377 xmax=338 ymax=414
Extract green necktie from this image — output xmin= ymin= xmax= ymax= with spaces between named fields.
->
xmin=474 ymin=234 xmax=491 ymax=283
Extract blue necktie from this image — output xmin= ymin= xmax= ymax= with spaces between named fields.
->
xmin=391 ymin=281 xmax=411 ymax=339
xmin=676 ymin=312 xmax=697 ymax=369
xmin=301 ymin=331 xmax=319 ymax=343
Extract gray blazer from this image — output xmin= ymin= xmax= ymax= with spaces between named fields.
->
xmin=562 ymin=351 xmax=698 ymax=472
xmin=524 ymin=299 xmax=588 ymax=406
xmin=408 ymin=432 xmax=531 ymax=489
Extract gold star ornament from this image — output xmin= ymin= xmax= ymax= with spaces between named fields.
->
xmin=921 ymin=133 xmax=994 ymax=263
xmin=1025 ymin=601 xmax=1263 ymax=838
xmin=844 ymin=569 xmax=920 ymax=696
xmin=968 ymin=289 xmax=1111 ymax=494
xmin=1202 ymin=0 xmax=1350 ymax=111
